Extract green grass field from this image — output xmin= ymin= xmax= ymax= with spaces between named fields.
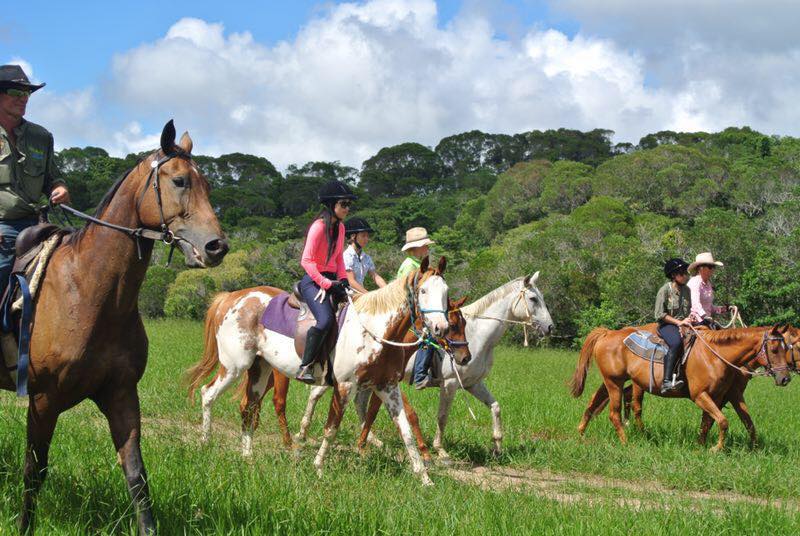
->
xmin=2 ymin=319 xmax=800 ymax=534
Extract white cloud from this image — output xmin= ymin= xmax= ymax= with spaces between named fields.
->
xmin=14 ymin=0 xmax=800 ymax=168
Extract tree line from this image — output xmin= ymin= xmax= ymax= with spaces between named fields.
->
xmin=55 ymin=125 xmax=799 ymax=345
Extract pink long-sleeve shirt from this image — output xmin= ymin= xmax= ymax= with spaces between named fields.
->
xmin=301 ymin=219 xmax=346 ymax=289
xmin=687 ymin=275 xmax=726 ymax=319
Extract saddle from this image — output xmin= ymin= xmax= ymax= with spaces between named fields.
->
xmin=624 ymin=329 xmax=697 ymax=393
xmin=0 ymin=224 xmax=70 ymax=395
xmin=260 ymin=290 xmax=349 ymax=385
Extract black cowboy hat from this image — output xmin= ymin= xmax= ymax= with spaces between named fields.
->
xmin=344 ymin=217 xmax=374 ymax=236
xmin=318 ymin=180 xmax=357 ymax=203
xmin=663 ymin=258 xmax=690 ymax=278
xmin=0 ymin=65 xmax=45 ymax=92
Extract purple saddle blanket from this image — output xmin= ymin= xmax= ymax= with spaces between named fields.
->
xmin=260 ymin=292 xmax=349 ymax=339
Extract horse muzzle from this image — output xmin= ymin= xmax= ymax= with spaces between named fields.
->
xmin=177 ymin=233 xmax=229 ymax=267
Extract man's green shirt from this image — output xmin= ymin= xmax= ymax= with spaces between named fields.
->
xmin=0 ymin=119 xmax=65 ymax=220
xmin=396 ymin=256 xmax=421 ymax=280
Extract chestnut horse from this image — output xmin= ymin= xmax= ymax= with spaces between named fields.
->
xmin=235 ymin=296 xmax=470 ymax=463
xmin=186 ymin=256 xmax=470 ymax=484
xmin=0 ymin=121 xmax=228 ymax=534
xmin=621 ymin=324 xmax=800 ymax=447
xmin=571 ymin=325 xmax=792 ymax=450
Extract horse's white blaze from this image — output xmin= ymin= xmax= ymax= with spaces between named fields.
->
xmin=417 ymin=275 xmax=449 ymax=336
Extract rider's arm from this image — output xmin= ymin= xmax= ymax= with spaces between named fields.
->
xmin=346 ymin=270 xmax=368 ymax=294
xmin=371 ymin=270 xmax=387 ymax=288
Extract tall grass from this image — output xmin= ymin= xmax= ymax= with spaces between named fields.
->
xmin=0 ymin=319 xmax=798 ymax=534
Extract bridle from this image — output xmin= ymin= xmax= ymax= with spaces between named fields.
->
xmin=55 ymin=150 xmax=192 ymax=262
xmin=407 ymin=270 xmax=467 ymax=354
xmin=460 ymin=287 xmax=541 ymax=346
xmin=691 ymin=325 xmax=791 ymax=378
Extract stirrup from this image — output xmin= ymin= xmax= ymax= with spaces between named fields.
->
xmin=296 ymin=365 xmax=316 ymax=385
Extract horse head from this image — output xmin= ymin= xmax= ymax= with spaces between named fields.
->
xmin=757 ymin=325 xmax=793 ymax=386
xmin=512 ymin=271 xmax=554 ymax=336
xmin=444 ymin=296 xmax=471 ymax=365
xmin=413 ymin=256 xmax=449 ymax=339
xmin=785 ymin=325 xmax=800 ymax=374
xmin=136 ymin=120 xmax=229 ymax=267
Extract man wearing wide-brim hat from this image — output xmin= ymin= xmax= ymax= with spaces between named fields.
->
xmin=687 ymin=252 xmax=730 ymax=326
xmin=396 ymin=226 xmax=437 ymax=389
xmin=0 ymin=64 xmax=70 ymax=296
xmin=396 ymin=227 xmax=435 ymax=280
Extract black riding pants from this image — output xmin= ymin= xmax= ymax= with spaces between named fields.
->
xmin=657 ymin=323 xmax=683 ymax=356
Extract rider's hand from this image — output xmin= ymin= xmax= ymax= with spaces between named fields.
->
xmin=329 ymin=280 xmax=347 ymax=299
xmin=679 ymin=318 xmax=693 ymax=328
xmin=49 ymin=185 xmax=70 ymax=205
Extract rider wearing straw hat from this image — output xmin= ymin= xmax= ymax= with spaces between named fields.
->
xmin=687 ymin=252 xmax=730 ymax=329
xmin=397 ymin=227 xmax=437 ymax=389
xmin=0 ymin=65 xmax=70 ymax=298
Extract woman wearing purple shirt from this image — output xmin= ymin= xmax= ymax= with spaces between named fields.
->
xmin=687 ymin=252 xmax=730 ymax=329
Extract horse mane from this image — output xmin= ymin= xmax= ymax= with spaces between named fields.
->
xmin=461 ymin=277 xmax=525 ymax=316
xmin=353 ymin=271 xmax=416 ymax=315
xmin=697 ymin=327 xmax=766 ymax=344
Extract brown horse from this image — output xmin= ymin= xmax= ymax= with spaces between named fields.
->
xmin=3 ymin=121 xmax=227 ymax=534
xmin=235 ymin=297 xmax=470 ymax=462
xmin=621 ymin=324 xmax=800 ymax=447
xmin=571 ymin=325 xmax=792 ymax=450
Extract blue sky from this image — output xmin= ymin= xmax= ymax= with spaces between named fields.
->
xmin=3 ymin=0 xmax=575 ymax=93
xmin=2 ymin=1 xmax=798 ymax=167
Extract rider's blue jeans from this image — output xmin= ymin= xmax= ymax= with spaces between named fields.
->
xmin=412 ymin=344 xmax=434 ymax=383
xmin=0 ymin=218 xmax=38 ymax=299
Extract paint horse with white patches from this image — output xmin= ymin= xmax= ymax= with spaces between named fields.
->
xmin=186 ymin=256 xmax=466 ymax=484
xmin=293 ymin=272 xmax=554 ymax=460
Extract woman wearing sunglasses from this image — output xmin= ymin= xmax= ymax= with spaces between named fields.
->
xmin=687 ymin=252 xmax=730 ymax=329
xmin=295 ymin=180 xmax=356 ymax=383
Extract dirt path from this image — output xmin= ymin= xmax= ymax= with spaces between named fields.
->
xmin=445 ymin=464 xmax=800 ymax=512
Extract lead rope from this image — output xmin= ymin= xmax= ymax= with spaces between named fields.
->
xmin=720 ymin=306 xmax=747 ymax=329
xmin=344 ymin=291 xmax=424 ymax=347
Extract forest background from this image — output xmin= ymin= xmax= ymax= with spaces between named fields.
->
xmin=56 ymin=126 xmax=800 ymax=345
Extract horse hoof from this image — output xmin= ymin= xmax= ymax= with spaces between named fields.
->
xmin=293 ymin=433 xmax=306 ymax=444
xmin=421 ymin=474 xmax=434 ymax=486
xmin=437 ymin=456 xmax=453 ymax=467
xmin=491 ymin=448 xmax=503 ymax=458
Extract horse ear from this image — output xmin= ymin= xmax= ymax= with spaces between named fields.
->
xmin=438 ymin=255 xmax=447 ymax=274
xmin=454 ymin=296 xmax=467 ymax=308
xmin=419 ymin=256 xmax=429 ymax=273
xmin=178 ymin=131 xmax=193 ymax=154
xmin=524 ymin=271 xmax=540 ymax=287
xmin=160 ymin=120 xmax=176 ymax=155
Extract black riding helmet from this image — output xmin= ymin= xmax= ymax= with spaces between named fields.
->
xmin=344 ymin=217 xmax=374 ymax=237
xmin=663 ymin=258 xmax=690 ymax=279
xmin=318 ymin=180 xmax=357 ymax=204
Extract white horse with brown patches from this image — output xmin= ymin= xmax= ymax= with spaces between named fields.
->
xmin=295 ymin=272 xmax=554 ymax=459
xmin=186 ymin=256 xmax=463 ymax=484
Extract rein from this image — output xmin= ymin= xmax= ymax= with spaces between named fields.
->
xmin=689 ymin=326 xmax=788 ymax=378
xmin=54 ymin=151 xmax=191 ymax=263
xmin=460 ymin=289 xmax=537 ymax=346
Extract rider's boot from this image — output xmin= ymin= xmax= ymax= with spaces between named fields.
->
xmin=660 ymin=347 xmax=685 ymax=394
xmin=296 ymin=327 xmax=326 ymax=384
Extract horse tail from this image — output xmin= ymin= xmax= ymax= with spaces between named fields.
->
xmin=186 ymin=292 xmax=231 ymax=402
xmin=570 ymin=328 xmax=608 ymax=397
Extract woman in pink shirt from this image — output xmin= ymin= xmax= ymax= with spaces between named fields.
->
xmin=295 ymin=180 xmax=356 ymax=383
xmin=687 ymin=252 xmax=730 ymax=329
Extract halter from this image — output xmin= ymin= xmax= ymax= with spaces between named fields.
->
xmin=407 ymin=270 xmax=452 ymax=351
xmin=460 ymin=288 xmax=539 ymax=346
xmin=56 ymin=150 xmax=192 ymax=263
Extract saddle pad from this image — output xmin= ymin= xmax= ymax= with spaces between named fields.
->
xmin=624 ymin=330 xmax=668 ymax=363
xmin=260 ymin=293 xmax=298 ymax=338
xmin=260 ymin=293 xmax=350 ymax=339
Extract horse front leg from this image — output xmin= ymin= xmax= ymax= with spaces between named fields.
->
xmin=295 ymin=385 xmax=330 ymax=444
xmin=239 ymin=359 xmax=273 ymax=457
xmin=466 ymin=381 xmax=503 ymax=456
xmin=313 ymin=382 xmax=353 ymax=477
xmin=354 ymin=388 xmax=383 ymax=449
xmin=693 ymin=392 xmax=729 ymax=452
xmin=376 ymin=384 xmax=433 ymax=486
xmin=19 ymin=395 xmax=60 ymax=535
xmin=433 ymin=380 xmax=458 ymax=462
xmin=95 ymin=387 xmax=155 ymax=535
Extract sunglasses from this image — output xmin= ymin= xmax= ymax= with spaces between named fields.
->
xmin=337 ymin=200 xmax=353 ymax=208
xmin=4 ymin=88 xmax=32 ymax=98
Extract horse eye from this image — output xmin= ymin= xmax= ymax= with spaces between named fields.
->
xmin=172 ymin=177 xmax=187 ymax=188
xmin=420 ymin=289 xmax=427 ymax=294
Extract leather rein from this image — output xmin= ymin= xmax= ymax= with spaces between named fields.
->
xmin=55 ymin=151 xmax=191 ymax=262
